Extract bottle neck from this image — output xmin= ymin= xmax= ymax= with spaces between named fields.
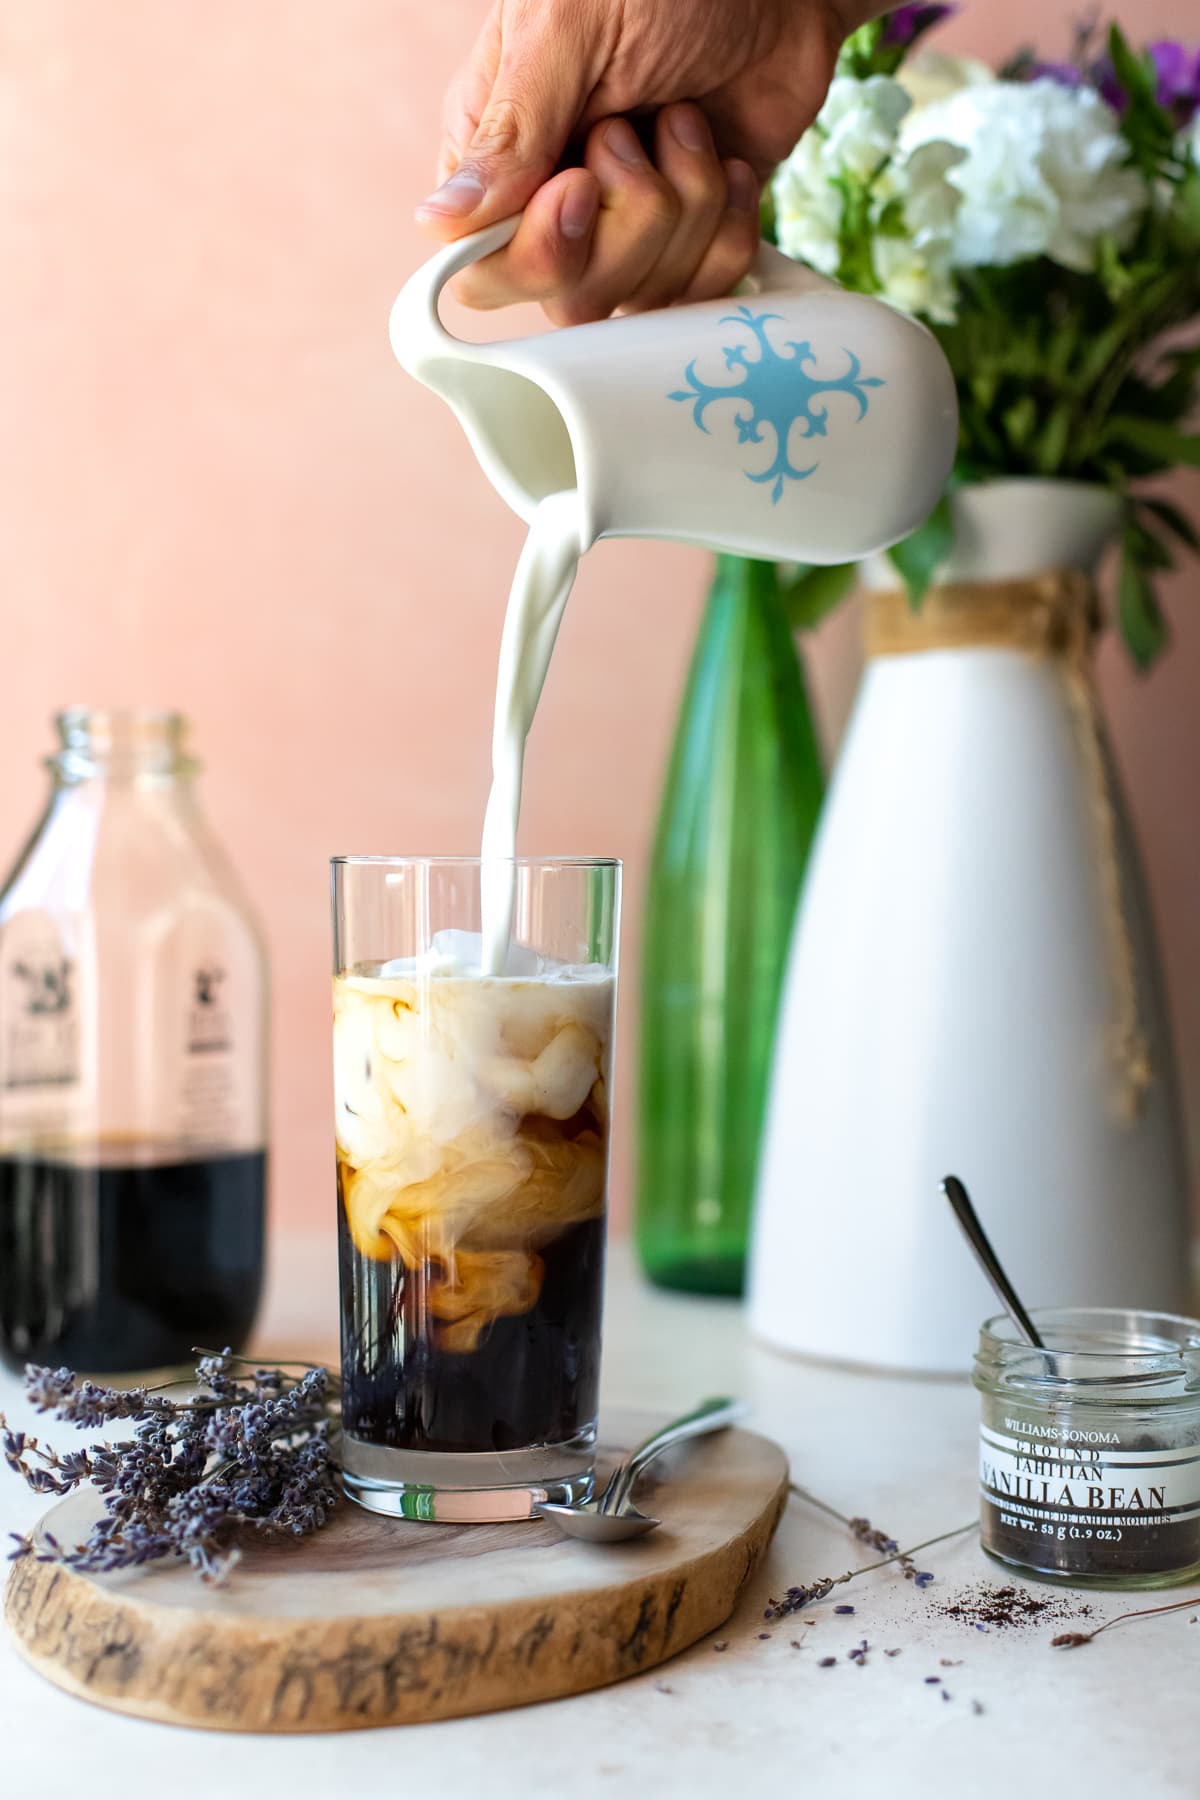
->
xmin=49 ymin=709 xmax=199 ymax=789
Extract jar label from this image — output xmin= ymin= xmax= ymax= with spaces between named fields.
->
xmin=980 ymin=1421 xmax=1200 ymax=1576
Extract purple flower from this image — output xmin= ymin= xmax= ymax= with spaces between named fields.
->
xmin=1099 ymin=39 xmax=1200 ymax=124
xmin=881 ymin=3 xmax=955 ymax=49
xmin=1148 ymin=40 xmax=1200 ymax=123
xmin=914 ymin=1570 xmax=935 ymax=1589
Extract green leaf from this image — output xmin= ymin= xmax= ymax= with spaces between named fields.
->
xmin=781 ymin=562 xmax=858 ymax=631
xmin=1001 ymin=394 xmax=1038 ymax=451
xmin=1107 ymin=24 xmax=1155 ymax=105
xmin=885 ymin=495 xmax=954 ymax=609
xmin=1102 ymin=417 xmax=1200 ymax=467
xmin=1118 ymin=523 xmax=1169 ymax=670
xmin=1034 ymin=402 xmax=1074 ymax=476
xmin=1140 ymin=496 xmax=1200 ymax=552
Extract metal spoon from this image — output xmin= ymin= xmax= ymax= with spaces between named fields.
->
xmin=537 ymin=1396 xmax=746 ymax=1542
xmin=941 ymin=1173 xmax=1045 ymax=1349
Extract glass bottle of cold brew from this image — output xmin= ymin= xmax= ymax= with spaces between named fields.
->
xmin=0 ymin=710 xmax=268 ymax=1373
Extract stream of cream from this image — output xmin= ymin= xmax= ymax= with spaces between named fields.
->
xmin=479 ymin=490 xmax=585 ymax=974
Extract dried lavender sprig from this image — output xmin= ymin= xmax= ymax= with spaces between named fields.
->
xmin=1052 ymin=1594 xmax=1200 ymax=1649
xmin=764 ymin=1504 xmax=978 ymax=1622
xmin=789 ymin=1483 xmax=955 ymax=1586
xmin=3 ymin=1350 xmax=340 ymax=1584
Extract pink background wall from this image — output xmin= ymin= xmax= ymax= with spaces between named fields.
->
xmin=1 ymin=1 xmax=1197 ymax=1238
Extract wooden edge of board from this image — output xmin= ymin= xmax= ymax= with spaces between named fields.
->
xmin=4 ymin=1473 xmax=788 ymax=1732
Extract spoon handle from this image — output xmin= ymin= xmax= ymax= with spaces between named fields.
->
xmin=600 ymin=1397 xmax=746 ymax=1514
xmin=942 ymin=1174 xmax=1045 ymax=1350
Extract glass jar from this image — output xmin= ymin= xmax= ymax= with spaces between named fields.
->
xmin=0 ymin=709 xmax=268 ymax=1373
xmin=974 ymin=1308 xmax=1200 ymax=1589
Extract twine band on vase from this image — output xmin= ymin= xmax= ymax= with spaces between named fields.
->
xmin=865 ymin=571 xmax=1152 ymax=1125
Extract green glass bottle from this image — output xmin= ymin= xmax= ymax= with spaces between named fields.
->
xmin=636 ymin=554 xmax=825 ymax=1295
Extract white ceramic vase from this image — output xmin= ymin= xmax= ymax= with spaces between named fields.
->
xmin=748 ymin=478 xmax=1191 ymax=1373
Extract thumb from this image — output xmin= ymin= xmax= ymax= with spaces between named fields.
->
xmin=418 ymin=25 xmax=592 ymax=236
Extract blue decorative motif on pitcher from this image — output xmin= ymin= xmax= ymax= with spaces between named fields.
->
xmin=668 ymin=307 xmax=886 ymax=504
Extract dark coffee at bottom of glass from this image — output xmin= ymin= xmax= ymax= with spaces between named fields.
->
xmin=338 ymin=1210 xmax=605 ymax=1456
xmin=0 ymin=1143 xmax=265 ymax=1374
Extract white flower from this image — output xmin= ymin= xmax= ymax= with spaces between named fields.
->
xmin=874 ymin=235 xmax=958 ymax=321
xmin=772 ymin=74 xmax=964 ymax=321
xmin=1179 ymin=111 xmax=1200 ymax=169
xmin=772 ymin=75 xmax=914 ymax=271
xmin=873 ymin=140 xmax=965 ymax=321
xmin=897 ymin=50 xmax=995 ymax=117
xmin=772 ymin=127 xmax=842 ymax=273
xmin=892 ymin=139 xmax=966 ymax=240
xmin=901 ymin=78 xmax=1148 ymax=271
xmin=817 ymin=74 xmax=912 ymax=179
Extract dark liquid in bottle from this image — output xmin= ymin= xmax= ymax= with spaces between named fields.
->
xmin=0 ymin=1144 xmax=266 ymax=1374
xmin=339 ymin=1203 xmax=605 ymax=1455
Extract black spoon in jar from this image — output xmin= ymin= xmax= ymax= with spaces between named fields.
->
xmin=942 ymin=1174 xmax=1045 ymax=1350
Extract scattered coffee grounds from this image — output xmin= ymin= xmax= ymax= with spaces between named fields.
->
xmin=936 ymin=1582 xmax=1090 ymax=1631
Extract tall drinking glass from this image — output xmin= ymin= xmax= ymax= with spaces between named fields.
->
xmin=332 ymin=856 xmax=620 ymax=1521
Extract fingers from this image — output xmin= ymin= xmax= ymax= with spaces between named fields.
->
xmin=546 ymin=118 xmax=682 ymax=326
xmin=678 ymin=159 xmax=761 ymax=303
xmin=417 ymin=0 xmax=599 ymax=240
xmin=447 ymin=110 xmax=761 ymax=319
xmin=452 ymin=170 xmax=601 ymax=310
xmin=452 ymin=115 xmax=679 ymax=317
xmin=610 ymin=105 xmax=728 ymax=313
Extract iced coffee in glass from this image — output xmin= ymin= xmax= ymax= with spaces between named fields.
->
xmin=332 ymin=856 xmax=619 ymax=1521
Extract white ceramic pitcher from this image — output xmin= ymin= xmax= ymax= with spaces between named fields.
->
xmin=391 ymin=218 xmax=958 ymax=563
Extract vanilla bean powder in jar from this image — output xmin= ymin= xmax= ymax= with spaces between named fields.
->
xmin=974 ymin=1309 xmax=1200 ymax=1589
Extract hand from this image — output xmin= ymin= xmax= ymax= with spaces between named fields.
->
xmin=416 ymin=0 xmax=860 ymax=322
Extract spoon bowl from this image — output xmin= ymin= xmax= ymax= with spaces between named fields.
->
xmin=535 ymin=1500 xmax=662 ymax=1542
xmin=535 ymin=1396 xmax=745 ymax=1544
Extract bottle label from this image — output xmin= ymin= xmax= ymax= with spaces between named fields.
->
xmin=0 ymin=913 xmax=83 ymax=1098
xmin=159 ymin=915 xmax=263 ymax=1154
xmin=980 ymin=1418 xmax=1200 ymax=1575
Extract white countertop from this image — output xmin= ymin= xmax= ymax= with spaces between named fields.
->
xmin=3 ymin=1235 xmax=1197 ymax=1799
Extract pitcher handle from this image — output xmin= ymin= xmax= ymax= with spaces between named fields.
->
xmin=389 ymin=216 xmax=521 ymax=376
xmin=391 ymin=217 xmax=834 ymax=376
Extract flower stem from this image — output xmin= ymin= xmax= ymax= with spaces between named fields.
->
xmin=1052 ymin=1594 xmax=1200 ymax=1649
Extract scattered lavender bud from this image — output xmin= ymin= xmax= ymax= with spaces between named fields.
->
xmin=941 ymin=1689 xmax=952 ymax=1702
xmin=884 ymin=1648 xmax=902 ymax=1657
xmin=819 ymin=1657 xmax=837 ymax=1668
xmin=834 ymin=1604 xmax=855 ymax=1615
xmin=757 ymin=1633 xmax=771 ymax=1641
xmin=924 ymin=1676 xmax=941 ymax=1685
xmin=972 ymin=1700 xmax=985 ymax=1715
xmin=914 ymin=1571 xmax=934 ymax=1589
